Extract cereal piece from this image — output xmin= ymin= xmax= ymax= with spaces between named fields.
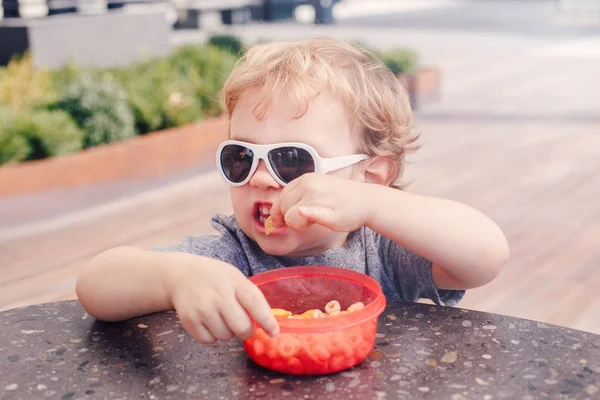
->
xmin=347 ymin=302 xmax=365 ymax=312
xmin=353 ymin=340 xmax=372 ymax=359
xmin=287 ymin=357 xmax=304 ymax=375
xmin=254 ymin=328 xmax=270 ymax=342
xmin=278 ymin=337 xmax=300 ymax=358
xmin=329 ymin=333 xmax=354 ymax=357
xmin=329 ymin=355 xmax=346 ymax=372
xmin=328 ymin=311 xmax=341 ymax=317
xmin=325 ymin=300 xmax=341 ymax=315
xmin=250 ymin=339 xmax=265 ymax=356
xmin=348 ymin=331 xmax=364 ymax=346
xmin=307 ymin=344 xmax=331 ymax=362
xmin=265 ymin=217 xmax=276 ymax=235
xmin=271 ymin=308 xmax=292 ymax=318
xmin=299 ymin=309 xmax=325 ymax=319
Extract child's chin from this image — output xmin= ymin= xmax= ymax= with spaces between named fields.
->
xmin=257 ymin=240 xmax=293 ymax=257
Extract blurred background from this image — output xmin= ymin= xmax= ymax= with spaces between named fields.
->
xmin=1 ymin=0 xmax=599 ymax=334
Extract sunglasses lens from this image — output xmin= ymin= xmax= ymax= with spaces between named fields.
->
xmin=268 ymin=147 xmax=315 ymax=184
xmin=220 ymin=144 xmax=254 ymax=183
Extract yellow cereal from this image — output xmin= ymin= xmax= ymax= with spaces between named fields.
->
xmin=326 ymin=310 xmax=349 ymax=318
xmin=325 ymin=300 xmax=341 ymax=315
xmin=347 ymin=302 xmax=365 ymax=312
xmin=271 ymin=301 xmax=364 ymax=321
xmin=271 ymin=308 xmax=292 ymax=318
xmin=265 ymin=216 xmax=276 ymax=235
xmin=298 ymin=309 xmax=325 ymax=319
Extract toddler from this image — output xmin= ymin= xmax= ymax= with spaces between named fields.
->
xmin=76 ymin=38 xmax=509 ymax=345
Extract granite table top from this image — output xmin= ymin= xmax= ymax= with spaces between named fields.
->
xmin=1 ymin=300 xmax=599 ymax=400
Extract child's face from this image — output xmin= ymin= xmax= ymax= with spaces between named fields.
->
xmin=228 ymin=90 xmax=362 ymax=257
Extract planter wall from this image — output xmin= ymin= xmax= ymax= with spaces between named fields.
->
xmin=0 ymin=117 xmax=229 ymax=197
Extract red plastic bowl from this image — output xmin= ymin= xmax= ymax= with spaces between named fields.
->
xmin=243 ymin=266 xmax=387 ymax=375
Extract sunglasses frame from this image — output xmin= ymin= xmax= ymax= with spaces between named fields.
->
xmin=216 ymin=140 xmax=370 ymax=187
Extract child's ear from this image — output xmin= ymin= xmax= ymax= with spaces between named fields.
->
xmin=361 ymin=156 xmax=395 ymax=186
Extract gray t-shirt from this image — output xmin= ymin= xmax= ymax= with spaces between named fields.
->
xmin=156 ymin=214 xmax=465 ymax=306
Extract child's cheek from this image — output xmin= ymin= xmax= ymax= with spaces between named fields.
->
xmin=230 ymin=188 xmax=253 ymax=232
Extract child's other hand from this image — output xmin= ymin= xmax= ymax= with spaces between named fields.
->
xmin=168 ymin=258 xmax=279 ymax=344
xmin=270 ymin=173 xmax=369 ymax=232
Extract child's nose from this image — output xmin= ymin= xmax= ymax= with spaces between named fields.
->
xmin=249 ymin=160 xmax=282 ymax=190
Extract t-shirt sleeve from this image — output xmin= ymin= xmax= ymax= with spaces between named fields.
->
xmin=377 ymin=233 xmax=465 ymax=306
xmin=150 ymin=216 xmax=250 ymax=276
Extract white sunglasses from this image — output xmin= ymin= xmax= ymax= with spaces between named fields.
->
xmin=216 ymin=140 xmax=370 ymax=186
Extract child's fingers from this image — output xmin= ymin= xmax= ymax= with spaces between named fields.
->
xmin=236 ymin=282 xmax=279 ymax=337
xmin=269 ymin=197 xmax=285 ymax=227
xmin=221 ymin=301 xmax=255 ymax=340
xmin=203 ymin=311 xmax=235 ymax=341
xmin=284 ymin=205 xmax=313 ymax=230
xmin=272 ymin=178 xmax=304 ymax=227
xmin=186 ymin=322 xmax=217 ymax=344
xmin=298 ymin=206 xmax=338 ymax=230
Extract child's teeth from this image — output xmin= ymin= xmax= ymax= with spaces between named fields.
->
xmin=259 ymin=215 xmax=267 ymax=225
xmin=260 ymin=205 xmax=271 ymax=215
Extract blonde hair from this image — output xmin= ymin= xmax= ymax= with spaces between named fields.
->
xmin=220 ymin=37 xmax=419 ymax=189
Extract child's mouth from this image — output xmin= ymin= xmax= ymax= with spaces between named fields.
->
xmin=256 ymin=203 xmax=271 ymax=226
xmin=253 ymin=202 xmax=287 ymax=236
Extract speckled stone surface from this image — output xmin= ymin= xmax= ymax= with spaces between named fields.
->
xmin=1 ymin=301 xmax=599 ymax=400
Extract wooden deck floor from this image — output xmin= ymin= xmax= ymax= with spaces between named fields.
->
xmin=2 ymin=117 xmax=599 ymax=334
xmin=407 ymin=118 xmax=600 ymax=335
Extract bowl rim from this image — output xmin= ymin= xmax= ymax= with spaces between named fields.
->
xmin=249 ymin=266 xmax=387 ymax=334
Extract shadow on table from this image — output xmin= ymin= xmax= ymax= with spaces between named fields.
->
xmin=82 ymin=319 xmax=166 ymax=378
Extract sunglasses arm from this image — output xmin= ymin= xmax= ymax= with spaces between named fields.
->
xmin=320 ymin=154 xmax=370 ymax=174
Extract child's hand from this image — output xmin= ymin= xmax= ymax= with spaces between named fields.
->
xmin=168 ymin=258 xmax=279 ymax=344
xmin=270 ymin=173 xmax=369 ymax=232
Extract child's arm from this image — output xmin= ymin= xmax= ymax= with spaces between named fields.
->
xmin=76 ymin=246 xmax=279 ymax=342
xmin=363 ymin=185 xmax=509 ymax=290
xmin=271 ymin=174 xmax=508 ymax=291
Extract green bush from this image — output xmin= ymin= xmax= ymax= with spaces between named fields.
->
xmin=378 ymin=48 xmax=419 ymax=76
xmin=207 ymin=34 xmax=245 ymax=56
xmin=0 ymin=36 xmax=425 ymax=167
xmin=0 ymin=108 xmax=30 ymax=165
xmin=50 ymin=63 xmax=88 ymax=94
xmin=113 ymin=59 xmax=204 ymax=134
xmin=0 ymin=54 xmax=57 ymax=111
xmin=0 ymin=41 xmax=241 ymax=165
xmin=53 ymin=73 xmax=135 ymax=148
xmin=113 ymin=45 xmax=238 ymax=134
xmin=0 ymin=132 xmax=30 ymax=165
xmin=25 ymin=109 xmax=83 ymax=159
xmin=0 ymin=107 xmax=83 ymax=164
xmin=169 ymin=45 xmax=239 ymax=117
